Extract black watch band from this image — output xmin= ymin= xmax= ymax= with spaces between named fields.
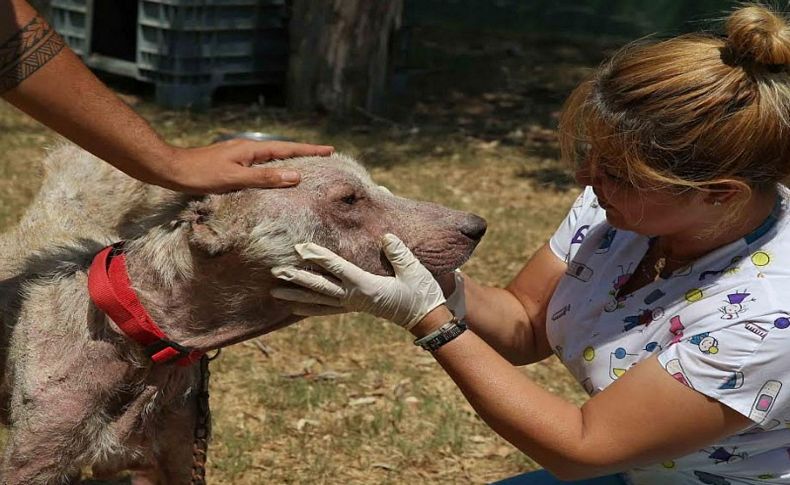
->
xmin=413 ymin=317 xmax=468 ymax=352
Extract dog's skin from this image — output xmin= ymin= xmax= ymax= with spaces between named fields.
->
xmin=0 ymin=143 xmax=486 ymax=484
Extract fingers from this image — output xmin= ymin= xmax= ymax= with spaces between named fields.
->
xmin=272 ymin=266 xmax=346 ymax=298
xmin=270 ymin=268 xmax=347 ymax=317
xmin=293 ymin=243 xmax=368 ymax=282
xmin=226 ymin=166 xmax=302 ymax=189
xmin=216 ymin=140 xmax=335 ymax=190
xmin=285 ymin=302 xmax=347 ymax=317
xmin=245 ymin=141 xmax=335 ymax=161
xmin=270 ymin=287 xmax=343 ymax=307
xmin=381 ymin=234 xmax=420 ymax=275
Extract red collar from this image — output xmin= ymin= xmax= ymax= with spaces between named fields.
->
xmin=88 ymin=242 xmax=203 ymax=366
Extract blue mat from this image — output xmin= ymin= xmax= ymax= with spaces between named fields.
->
xmin=491 ymin=469 xmax=628 ymax=485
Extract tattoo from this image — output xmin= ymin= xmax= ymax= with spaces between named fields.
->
xmin=0 ymin=15 xmax=65 ymax=94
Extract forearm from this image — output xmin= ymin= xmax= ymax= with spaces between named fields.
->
xmin=412 ymin=307 xmax=610 ymax=480
xmin=1 ymin=0 xmax=175 ymax=183
xmin=461 ymin=274 xmax=551 ymax=365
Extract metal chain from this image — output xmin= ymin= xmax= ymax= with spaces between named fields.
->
xmin=189 ymin=351 xmax=217 ymax=484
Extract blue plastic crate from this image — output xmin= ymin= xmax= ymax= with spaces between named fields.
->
xmin=50 ymin=0 xmax=289 ymax=108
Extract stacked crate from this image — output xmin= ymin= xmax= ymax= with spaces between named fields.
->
xmin=50 ymin=0 xmax=289 ymax=108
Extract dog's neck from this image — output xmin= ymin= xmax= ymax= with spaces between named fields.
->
xmin=118 ymin=226 xmax=302 ymax=352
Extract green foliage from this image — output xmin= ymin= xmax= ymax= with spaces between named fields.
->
xmin=404 ymin=0 xmax=739 ymax=37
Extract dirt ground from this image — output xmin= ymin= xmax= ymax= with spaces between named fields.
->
xmin=0 ymin=31 xmax=623 ymax=484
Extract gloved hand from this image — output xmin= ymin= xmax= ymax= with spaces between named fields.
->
xmin=443 ymin=270 xmax=467 ymax=321
xmin=270 ymin=234 xmax=446 ymax=329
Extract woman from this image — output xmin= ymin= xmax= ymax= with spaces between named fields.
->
xmin=271 ymin=4 xmax=790 ymax=484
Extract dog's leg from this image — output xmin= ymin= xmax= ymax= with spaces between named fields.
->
xmin=153 ymin=401 xmax=202 ymax=485
xmin=128 ymin=470 xmax=160 ymax=485
xmin=1 ymin=368 xmax=114 ymax=483
xmin=1 ymin=426 xmax=83 ymax=485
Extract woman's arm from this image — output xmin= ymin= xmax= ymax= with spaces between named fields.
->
xmin=278 ymin=236 xmax=754 ymax=480
xmin=413 ymin=306 xmax=752 ymax=480
xmin=0 ymin=0 xmax=333 ymax=193
xmin=455 ymin=243 xmax=566 ymax=365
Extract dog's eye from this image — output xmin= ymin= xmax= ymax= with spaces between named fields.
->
xmin=341 ymin=194 xmax=357 ymax=205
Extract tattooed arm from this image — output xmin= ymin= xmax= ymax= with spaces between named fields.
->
xmin=0 ymin=0 xmax=333 ymax=193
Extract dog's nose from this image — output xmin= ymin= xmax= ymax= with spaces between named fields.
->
xmin=460 ymin=215 xmax=487 ymax=240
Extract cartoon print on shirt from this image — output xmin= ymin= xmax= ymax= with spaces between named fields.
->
xmin=643 ymin=288 xmax=665 ymax=305
xmin=685 ymin=287 xmax=704 ymax=303
xmin=772 ymin=315 xmax=790 ymax=330
xmin=553 ymin=345 xmax=563 ymax=360
xmin=567 ymin=260 xmax=594 ymax=282
xmin=749 ymin=380 xmax=782 ymax=423
xmin=673 ymin=265 xmax=694 ymax=277
xmin=609 ymin=347 xmax=639 ymax=380
xmin=757 ymin=473 xmax=778 ymax=480
xmin=719 ymin=372 xmax=744 ymax=390
xmin=664 ymin=358 xmax=694 ymax=389
xmin=699 ymin=256 xmax=742 ymax=282
xmin=689 ymin=333 xmax=719 ymax=354
xmin=750 ymin=251 xmax=771 ymax=278
xmin=551 ymin=304 xmax=571 ymax=322
xmin=719 ymin=291 xmax=754 ymax=320
xmin=693 ymin=471 xmax=731 ymax=485
xmin=581 ymin=378 xmax=595 ymax=395
xmin=605 ymin=264 xmax=632 ymax=312
xmin=668 ymin=315 xmax=685 ymax=345
xmin=570 ymin=224 xmax=590 ymax=245
xmin=582 ymin=346 xmax=595 ymax=362
xmin=622 ymin=306 xmax=664 ymax=332
xmin=595 ymin=227 xmax=617 ymax=254
xmin=644 ymin=341 xmax=661 ymax=353
xmin=744 ymin=322 xmax=769 ymax=340
xmin=703 ymin=446 xmax=747 ymax=464
xmin=750 ymin=419 xmax=782 ymax=433
xmin=733 ymin=316 xmax=789 ymax=341
xmin=547 ymin=188 xmax=790 ymax=480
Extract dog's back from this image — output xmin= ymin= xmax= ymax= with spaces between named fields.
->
xmin=0 ymin=144 xmax=183 ymax=278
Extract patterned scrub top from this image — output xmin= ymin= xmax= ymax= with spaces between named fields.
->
xmin=546 ymin=185 xmax=790 ymax=485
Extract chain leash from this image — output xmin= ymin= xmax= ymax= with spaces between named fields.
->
xmin=190 ymin=350 xmax=218 ymax=484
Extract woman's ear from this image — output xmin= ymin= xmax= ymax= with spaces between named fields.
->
xmin=701 ymin=179 xmax=751 ymax=206
xmin=179 ymin=196 xmax=234 ymax=256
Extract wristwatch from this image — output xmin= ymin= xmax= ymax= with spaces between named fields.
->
xmin=413 ymin=317 xmax=468 ymax=352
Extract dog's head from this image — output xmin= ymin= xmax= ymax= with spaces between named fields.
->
xmin=125 ymin=153 xmax=486 ymax=345
xmin=181 ymin=154 xmax=486 ymax=277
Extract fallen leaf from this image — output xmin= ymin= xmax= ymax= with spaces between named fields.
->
xmin=348 ymin=397 xmax=377 ymax=407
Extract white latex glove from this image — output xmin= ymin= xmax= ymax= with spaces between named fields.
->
xmin=444 ymin=270 xmax=467 ymax=321
xmin=270 ymin=234 xmax=446 ymax=329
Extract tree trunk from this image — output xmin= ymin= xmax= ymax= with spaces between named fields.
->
xmin=287 ymin=0 xmax=403 ymax=118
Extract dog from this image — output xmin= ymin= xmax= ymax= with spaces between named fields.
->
xmin=0 ymin=143 xmax=486 ymax=484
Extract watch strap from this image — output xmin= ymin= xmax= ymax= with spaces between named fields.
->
xmin=413 ymin=317 xmax=468 ymax=352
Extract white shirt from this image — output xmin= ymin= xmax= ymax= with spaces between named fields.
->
xmin=547 ymin=186 xmax=790 ymax=485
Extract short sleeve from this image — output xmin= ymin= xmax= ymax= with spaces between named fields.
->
xmin=549 ymin=186 xmax=600 ymax=262
xmin=658 ymin=312 xmax=790 ymax=429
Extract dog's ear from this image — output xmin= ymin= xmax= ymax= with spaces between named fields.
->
xmin=179 ymin=197 xmax=234 ymax=256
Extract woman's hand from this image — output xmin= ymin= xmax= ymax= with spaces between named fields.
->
xmin=270 ymin=234 xmax=446 ymax=329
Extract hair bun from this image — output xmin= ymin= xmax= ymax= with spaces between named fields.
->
xmin=726 ymin=4 xmax=790 ymax=67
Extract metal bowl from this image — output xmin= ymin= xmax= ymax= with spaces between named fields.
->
xmin=213 ymin=131 xmax=295 ymax=143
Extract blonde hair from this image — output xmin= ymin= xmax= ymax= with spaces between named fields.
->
xmin=559 ymin=3 xmax=790 ymax=194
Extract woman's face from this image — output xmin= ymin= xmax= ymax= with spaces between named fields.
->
xmin=575 ymin=160 xmax=707 ymax=237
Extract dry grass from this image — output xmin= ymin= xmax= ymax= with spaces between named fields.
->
xmin=0 ymin=32 xmax=620 ymax=484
